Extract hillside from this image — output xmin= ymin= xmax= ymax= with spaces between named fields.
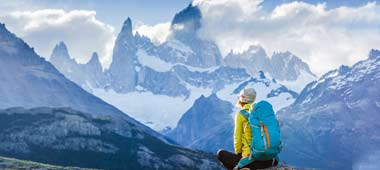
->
xmin=0 ymin=156 xmax=96 ymax=170
xmin=0 ymin=107 xmax=221 ymax=170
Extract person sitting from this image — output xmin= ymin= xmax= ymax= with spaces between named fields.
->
xmin=216 ymin=88 xmax=278 ymax=170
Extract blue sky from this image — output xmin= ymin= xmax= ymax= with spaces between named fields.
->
xmin=0 ymin=0 xmax=192 ymax=32
xmin=0 ymin=0 xmax=372 ymax=31
xmin=28 ymin=0 xmax=192 ymax=30
xmin=0 ymin=0 xmax=379 ymax=75
xmin=262 ymin=0 xmax=372 ymax=10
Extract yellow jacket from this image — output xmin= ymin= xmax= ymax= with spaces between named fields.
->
xmin=234 ymin=103 xmax=252 ymax=158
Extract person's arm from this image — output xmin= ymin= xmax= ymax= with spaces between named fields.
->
xmin=234 ymin=112 xmax=243 ymax=155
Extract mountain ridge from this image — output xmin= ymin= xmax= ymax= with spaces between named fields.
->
xmin=48 ymin=16 xmax=306 ymax=131
xmin=0 ymin=22 xmax=222 ymax=169
xmin=46 ymin=4 xmax=316 ymax=131
xmin=277 ymin=49 xmax=380 ymax=169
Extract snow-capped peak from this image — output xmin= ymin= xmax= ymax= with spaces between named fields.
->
xmin=338 ymin=65 xmax=351 ymax=74
xmin=84 ymin=52 xmax=103 ymax=73
xmin=171 ymin=3 xmax=201 ymax=31
xmin=115 ymin=17 xmax=135 ymax=46
xmin=227 ymin=45 xmax=267 ymax=57
xmin=121 ymin=17 xmax=133 ymax=34
xmin=0 ymin=23 xmax=8 ymax=35
xmin=50 ymin=41 xmax=71 ymax=60
xmin=272 ymin=51 xmax=294 ymax=64
xmin=247 ymin=45 xmax=265 ymax=55
xmin=87 ymin=52 xmax=101 ymax=65
xmin=314 ymin=65 xmax=349 ymax=87
xmin=320 ymin=69 xmax=338 ymax=81
xmin=277 ymin=49 xmax=380 ymax=169
xmin=0 ymin=23 xmax=223 ymax=169
xmin=369 ymin=49 xmax=380 ymax=60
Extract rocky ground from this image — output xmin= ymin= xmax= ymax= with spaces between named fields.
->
xmin=0 ymin=155 xmax=308 ymax=170
xmin=258 ymin=166 xmax=297 ymax=170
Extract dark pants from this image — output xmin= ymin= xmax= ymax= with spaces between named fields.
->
xmin=216 ymin=150 xmax=278 ymax=170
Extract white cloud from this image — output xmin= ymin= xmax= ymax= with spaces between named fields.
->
xmin=134 ymin=22 xmax=171 ymax=44
xmin=195 ymin=0 xmax=380 ymax=76
xmin=0 ymin=9 xmax=116 ymax=68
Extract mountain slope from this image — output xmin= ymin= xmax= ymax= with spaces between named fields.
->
xmin=167 ymin=94 xmax=235 ymax=153
xmin=0 ymin=22 xmax=222 ymax=170
xmin=0 ymin=22 xmax=158 ymax=138
xmin=0 ymin=107 xmax=221 ymax=170
xmin=278 ymin=49 xmax=380 ymax=169
xmin=0 ymin=26 xmax=118 ymax=118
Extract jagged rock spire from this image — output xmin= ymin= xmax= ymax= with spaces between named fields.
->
xmin=113 ymin=17 xmax=135 ymax=50
xmin=119 ymin=17 xmax=133 ymax=38
xmin=369 ymin=49 xmax=380 ymax=60
xmin=88 ymin=52 xmax=100 ymax=64
xmin=107 ymin=17 xmax=138 ymax=92
xmin=86 ymin=52 xmax=103 ymax=71
xmin=50 ymin=41 xmax=70 ymax=60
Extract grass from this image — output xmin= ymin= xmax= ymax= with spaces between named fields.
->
xmin=0 ymin=156 xmax=99 ymax=170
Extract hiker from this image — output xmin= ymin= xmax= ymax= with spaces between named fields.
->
xmin=217 ymin=88 xmax=280 ymax=170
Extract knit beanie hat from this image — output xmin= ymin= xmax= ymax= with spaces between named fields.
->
xmin=238 ymin=88 xmax=256 ymax=104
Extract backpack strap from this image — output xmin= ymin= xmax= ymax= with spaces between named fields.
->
xmin=239 ymin=109 xmax=249 ymax=119
xmin=239 ymin=103 xmax=252 ymax=120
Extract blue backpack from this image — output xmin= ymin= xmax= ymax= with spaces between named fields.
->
xmin=238 ymin=101 xmax=282 ymax=168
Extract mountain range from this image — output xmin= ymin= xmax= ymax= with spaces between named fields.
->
xmin=1 ymin=2 xmax=378 ymax=170
xmin=224 ymin=46 xmax=316 ymax=92
xmin=169 ymin=49 xmax=380 ymax=169
xmin=166 ymin=70 xmax=300 ymax=153
xmin=278 ymin=49 xmax=380 ymax=169
xmin=0 ymin=22 xmax=221 ymax=170
xmin=49 ymin=4 xmax=315 ymax=131
xmin=42 ymin=3 xmax=380 ymax=169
